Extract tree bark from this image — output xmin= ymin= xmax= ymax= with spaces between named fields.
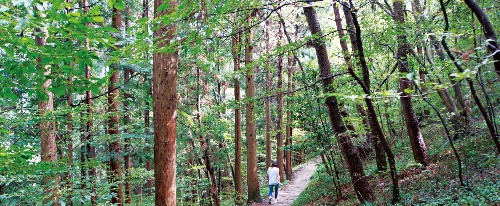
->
xmin=66 ymin=75 xmax=73 ymax=206
xmin=265 ymin=19 xmax=272 ymax=170
xmin=82 ymin=1 xmax=98 ymax=204
xmin=337 ymin=2 xmax=399 ymax=201
xmin=123 ymin=69 xmax=133 ymax=204
xmin=231 ymin=14 xmax=243 ymax=198
xmin=303 ymin=4 xmax=375 ymax=203
xmin=109 ymin=4 xmax=124 ymax=205
xmin=394 ymin=0 xmax=429 ymax=166
xmin=142 ymin=0 xmax=153 ymax=197
xmin=36 ymin=9 xmax=59 ymax=204
xmin=153 ymin=0 xmax=178 ymax=204
xmin=245 ymin=11 xmax=262 ymax=204
xmin=336 ymin=3 xmax=386 ymax=169
xmin=285 ymin=55 xmax=293 ymax=180
xmin=276 ymin=53 xmax=285 ymax=183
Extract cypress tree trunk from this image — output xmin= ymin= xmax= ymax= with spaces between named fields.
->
xmin=82 ymin=2 xmax=97 ymax=204
xmin=123 ymin=69 xmax=133 ymax=204
xmin=276 ymin=27 xmax=285 ymax=183
xmin=66 ymin=75 xmax=73 ymax=206
xmin=285 ymin=55 xmax=293 ymax=180
xmin=109 ymin=5 xmax=123 ymax=205
xmin=142 ymin=0 xmax=153 ymax=197
xmin=36 ymin=8 xmax=59 ymax=204
xmin=153 ymin=0 xmax=178 ymax=204
xmin=265 ymin=19 xmax=272 ymax=169
xmin=245 ymin=11 xmax=262 ymax=204
xmin=231 ymin=15 xmax=243 ymax=197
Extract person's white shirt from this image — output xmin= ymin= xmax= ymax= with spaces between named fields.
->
xmin=267 ymin=166 xmax=280 ymax=185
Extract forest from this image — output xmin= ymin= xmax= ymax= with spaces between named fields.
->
xmin=0 ymin=0 xmax=499 ymax=205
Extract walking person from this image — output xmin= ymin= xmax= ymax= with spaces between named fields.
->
xmin=267 ymin=160 xmax=280 ymax=204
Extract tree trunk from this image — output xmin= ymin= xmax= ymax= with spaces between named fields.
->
xmin=303 ymin=4 xmax=375 ymax=203
xmin=245 ymin=11 xmax=262 ymax=204
xmin=464 ymin=0 xmax=500 ymax=77
xmin=153 ymin=0 xmax=178 ymax=204
xmin=277 ymin=53 xmax=285 ymax=183
xmin=109 ymin=5 xmax=123 ymax=205
xmin=123 ymin=69 xmax=133 ymax=204
xmin=123 ymin=4 xmax=133 ymax=203
xmin=142 ymin=0 xmax=153 ymax=197
xmin=357 ymin=105 xmax=386 ymax=170
xmin=145 ymin=95 xmax=153 ymax=196
xmin=285 ymin=55 xmax=293 ymax=180
xmin=66 ymin=75 xmax=73 ymax=206
xmin=82 ymin=1 xmax=98 ymax=204
xmin=231 ymin=15 xmax=243 ymax=198
xmin=265 ymin=19 xmax=272 ymax=169
xmin=394 ymin=0 xmax=429 ymax=166
xmin=36 ymin=10 xmax=59 ymax=204
xmin=428 ymin=36 xmax=466 ymax=133
xmin=338 ymin=2 xmax=400 ymax=201
xmin=336 ymin=3 xmax=386 ymax=167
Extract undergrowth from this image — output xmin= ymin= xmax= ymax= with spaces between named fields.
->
xmin=294 ymin=120 xmax=500 ymax=205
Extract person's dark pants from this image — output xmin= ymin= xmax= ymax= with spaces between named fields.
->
xmin=268 ymin=184 xmax=279 ymax=198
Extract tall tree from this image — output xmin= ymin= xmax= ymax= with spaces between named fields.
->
xmin=123 ymin=68 xmax=133 ymax=204
xmin=153 ymin=0 xmax=178 ymax=204
xmin=394 ymin=0 xmax=429 ymax=166
xmin=303 ymin=2 xmax=375 ymax=203
xmin=142 ymin=0 xmax=153 ymax=196
xmin=66 ymin=74 xmax=73 ymax=206
xmin=245 ymin=10 xmax=262 ymax=204
xmin=285 ymin=55 xmax=293 ymax=180
xmin=36 ymin=8 xmax=58 ymax=203
xmin=265 ymin=19 xmax=272 ymax=169
xmin=83 ymin=2 xmax=97 ymax=204
xmin=335 ymin=2 xmax=387 ymax=171
xmin=109 ymin=3 xmax=123 ymax=205
xmin=336 ymin=1 xmax=399 ymax=202
xmin=276 ymin=27 xmax=285 ymax=183
xmin=231 ymin=14 xmax=243 ymax=197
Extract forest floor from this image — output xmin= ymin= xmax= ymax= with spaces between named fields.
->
xmin=291 ymin=123 xmax=500 ymax=205
xmin=250 ymin=158 xmax=321 ymax=206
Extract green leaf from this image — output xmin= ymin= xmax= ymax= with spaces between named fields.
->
xmin=92 ymin=16 xmax=104 ymax=23
xmin=114 ymin=0 xmax=125 ymax=10
xmin=403 ymin=88 xmax=414 ymax=94
xmin=51 ymin=85 xmax=67 ymax=97
xmin=1 ymin=46 xmax=14 ymax=57
xmin=108 ymin=0 xmax=115 ymax=8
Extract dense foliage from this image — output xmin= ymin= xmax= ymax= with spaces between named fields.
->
xmin=0 ymin=0 xmax=498 ymax=205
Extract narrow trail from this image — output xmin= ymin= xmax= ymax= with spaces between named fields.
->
xmin=251 ymin=158 xmax=320 ymax=206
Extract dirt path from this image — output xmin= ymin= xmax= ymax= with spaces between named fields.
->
xmin=251 ymin=158 xmax=320 ymax=206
